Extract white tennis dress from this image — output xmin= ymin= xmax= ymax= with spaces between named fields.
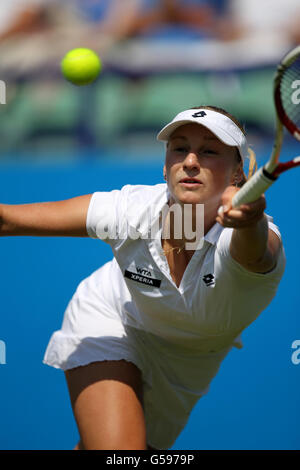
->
xmin=43 ymin=183 xmax=286 ymax=449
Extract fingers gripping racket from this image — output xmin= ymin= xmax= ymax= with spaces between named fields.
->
xmin=232 ymin=45 xmax=300 ymax=208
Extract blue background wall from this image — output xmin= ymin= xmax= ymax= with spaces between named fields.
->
xmin=0 ymin=149 xmax=299 ymax=450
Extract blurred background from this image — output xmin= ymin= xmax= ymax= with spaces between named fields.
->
xmin=0 ymin=0 xmax=299 ymax=450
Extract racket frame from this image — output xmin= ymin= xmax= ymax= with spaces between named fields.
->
xmin=231 ymin=45 xmax=300 ymax=208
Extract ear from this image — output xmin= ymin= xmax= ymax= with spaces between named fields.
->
xmin=163 ymin=164 xmax=167 ymax=180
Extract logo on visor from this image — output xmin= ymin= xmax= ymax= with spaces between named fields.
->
xmin=192 ymin=111 xmax=207 ymax=118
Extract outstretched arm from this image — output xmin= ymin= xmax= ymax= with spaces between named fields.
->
xmin=0 ymin=194 xmax=93 ymax=237
xmin=216 ymin=186 xmax=281 ymax=273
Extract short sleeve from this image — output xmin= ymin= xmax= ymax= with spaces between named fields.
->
xmin=86 ymin=185 xmax=131 ymax=247
xmin=211 ymin=216 xmax=286 ymax=346
xmin=216 ymin=215 xmax=286 ymax=282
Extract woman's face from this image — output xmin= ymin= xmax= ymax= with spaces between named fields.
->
xmin=164 ymin=123 xmax=243 ymax=211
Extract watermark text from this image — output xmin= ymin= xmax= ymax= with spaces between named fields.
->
xmin=291 ymin=340 xmax=300 ymax=365
xmin=96 ymin=203 xmax=205 ymax=251
xmin=0 ymin=340 xmax=6 ymax=365
xmin=0 ymin=80 xmax=6 ymax=105
xmin=291 ymin=80 xmax=300 ymax=105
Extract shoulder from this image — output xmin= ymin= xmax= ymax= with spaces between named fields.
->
xmin=123 ymin=183 xmax=168 ymax=217
xmin=124 ymin=183 xmax=168 ymax=233
xmin=124 ymin=183 xmax=168 ymax=201
xmin=89 ymin=183 xmax=167 ymax=207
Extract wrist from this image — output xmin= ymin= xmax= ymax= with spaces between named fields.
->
xmin=237 ymin=211 xmax=266 ymax=230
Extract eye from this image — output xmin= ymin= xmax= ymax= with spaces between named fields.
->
xmin=175 ymin=147 xmax=187 ymax=152
xmin=202 ymin=148 xmax=218 ymax=155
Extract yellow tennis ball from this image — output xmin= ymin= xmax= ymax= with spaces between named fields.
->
xmin=61 ymin=48 xmax=102 ymax=86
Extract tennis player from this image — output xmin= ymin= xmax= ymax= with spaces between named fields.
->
xmin=0 ymin=106 xmax=285 ymax=450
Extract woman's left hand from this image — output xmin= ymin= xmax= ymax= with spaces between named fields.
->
xmin=216 ymin=186 xmax=266 ymax=229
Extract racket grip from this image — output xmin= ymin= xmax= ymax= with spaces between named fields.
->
xmin=231 ymin=167 xmax=277 ymax=208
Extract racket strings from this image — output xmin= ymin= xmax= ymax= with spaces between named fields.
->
xmin=280 ymin=55 xmax=300 ymax=130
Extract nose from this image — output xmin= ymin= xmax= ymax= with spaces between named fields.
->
xmin=183 ymin=151 xmax=200 ymax=172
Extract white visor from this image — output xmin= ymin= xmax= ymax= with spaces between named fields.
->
xmin=157 ymin=109 xmax=249 ymax=161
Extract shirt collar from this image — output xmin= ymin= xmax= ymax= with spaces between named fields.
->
xmin=204 ymin=221 xmax=224 ymax=246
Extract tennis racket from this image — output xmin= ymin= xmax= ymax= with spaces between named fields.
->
xmin=232 ymin=45 xmax=300 ymax=208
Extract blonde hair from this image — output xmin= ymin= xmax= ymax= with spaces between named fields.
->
xmin=190 ymin=106 xmax=257 ymax=187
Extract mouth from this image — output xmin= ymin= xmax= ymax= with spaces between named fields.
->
xmin=179 ymin=178 xmax=203 ymax=188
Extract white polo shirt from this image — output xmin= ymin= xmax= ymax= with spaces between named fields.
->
xmin=86 ymin=182 xmax=286 ymax=353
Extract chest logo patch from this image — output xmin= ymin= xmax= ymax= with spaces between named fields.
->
xmin=124 ymin=266 xmax=162 ymax=287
